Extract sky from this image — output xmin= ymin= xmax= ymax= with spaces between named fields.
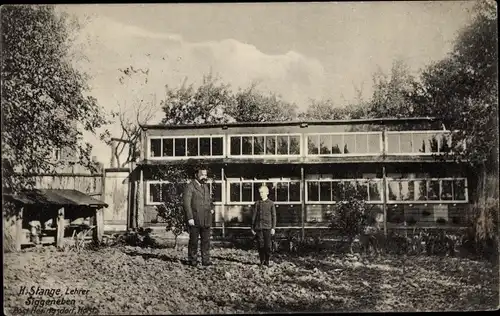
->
xmin=58 ymin=2 xmax=476 ymax=165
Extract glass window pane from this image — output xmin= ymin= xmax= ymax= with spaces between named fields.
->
xmin=319 ymin=181 xmax=331 ymax=201
xmin=254 ymin=182 xmax=264 ymax=201
xmin=267 ymin=182 xmax=277 ymax=201
xmin=428 ymin=180 xmax=440 ymax=200
xmin=277 ymin=136 xmax=288 ymax=155
xmin=399 ymin=134 xmax=412 ymax=153
xmin=254 ymin=136 xmax=264 ymax=155
xmin=332 ymin=182 xmax=343 ymax=201
xmin=400 ymin=180 xmax=415 ymax=201
xmin=187 ymin=138 xmax=198 ymax=156
xmin=230 ymin=183 xmax=241 ymax=202
xmin=331 ymin=135 xmax=343 ymax=154
xmin=162 ymin=183 xmax=175 ymax=203
xmin=150 ymin=139 xmax=161 ymax=157
xmin=199 ymin=138 xmax=211 ymax=156
xmin=441 ymin=180 xmax=453 ymax=200
xmin=427 ymin=134 xmax=439 ymax=153
xmin=415 ymin=180 xmax=427 ymax=201
xmin=289 ymin=136 xmax=301 ymax=155
xmin=307 ymin=182 xmax=319 ymax=202
xmin=149 ymin=183 xmax=161 ymax=203
xmin=266 ymin=136 xmax=276 ymax=155
xmin=357 ymin=181 xmax=369 ymax=200
xmin=289 ymin=182 xmax=300 ymax=202
xmin=242 ymin=182 xmax=253 ymax=202
xmin=388 ymin=181 xmax=400 ymax=201
xmin=277 ymin=182 xmax=289 ymax=202
xmin=387 ymin=134 xmax=400 ymax=153
xmin=230 ymin=137 xmax=241 ymax=155
xmin=242 ymin=136 xmax=252 ymax=155
xmin=453 ymin=179 xmax=466 ymax=201
xmin=212 ymin=137 xmax=223 ymax=156
xmin=368 ymin=134 xmax=380 ymax=153
xmin=174 ymin=138 xmax=186 ymax=156
xmin=212 ymin=182 xmax=222 ymax=202
xmin=308 ymin=135 xmax=319 ymax=155
xmin=412 ymin=133 xmax=428 ymax=153
xmin=439 ymin=133 xmax=452 ymax=153
xmin=162 ymin=139 xmax=173 ymax=156
xmin=343 ymin=181 xmax=357 ymax=196
xmin=320 ymin=135 xmax=332 ymax=154
xmin=368 ymin=181 xmax=381 ymax=201
xmin=355 ymin=134 xmax=368 ymax=154
xmin=343 ymin=134 xmax=355 ymax=154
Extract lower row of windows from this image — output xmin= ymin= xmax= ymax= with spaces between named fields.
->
xmin=147 ymin=178 xmax=468 ymax=205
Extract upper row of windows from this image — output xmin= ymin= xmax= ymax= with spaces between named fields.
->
xmin=148 ymin=131 xmax=461 ymax=159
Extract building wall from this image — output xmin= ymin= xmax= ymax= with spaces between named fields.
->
xmin=138 ymin=121 xmax=472 ymax=232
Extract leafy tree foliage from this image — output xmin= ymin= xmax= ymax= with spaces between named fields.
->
xmin=410 ymin=0 xmax=498 ymax=168
xmin=367 ymin=60 xmax=418 ymax=118
xmin=161 ymin=73 xmax=235 ymax=125
xmin=1 ymin=5 xmax=107 ymax=190
xmin=228 ymin=82 xmax=299 ymax=122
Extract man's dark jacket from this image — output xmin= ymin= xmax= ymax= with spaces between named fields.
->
xmin=183 ymin=180 xmax=214 ymax=228
xmin=252 ymin=199 xmax=277 ymax=230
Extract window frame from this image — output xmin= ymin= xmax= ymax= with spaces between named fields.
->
xmin=145 ymin=179 xmax=224 ymax=205
xmin=384 ymin=130 xmax=466 ymax=156
xmin=227 ymin=133 xmax=302 ymax=158
xmin=305 ymin=132 xmax=383 ymax=157
xmin=147 ymin=135 xmax=225 ymax=160
xmin=305 ymin=178 xmax=384 ymax=204
xmin=385 ymin=177 xmax=469 ymax=203
xmin=225 ymin=178 xmax=302 ymax=205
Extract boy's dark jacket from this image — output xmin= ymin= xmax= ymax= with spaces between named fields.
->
xmin=252 ymin=199 xmax=277 ymax=230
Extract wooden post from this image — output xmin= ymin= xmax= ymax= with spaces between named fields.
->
xmin=127 ymin=162 xmax=134 ymax=230
xmin=382 ymin=166 xmax=388 ymax=236
xmin=56 ymin=207 xmax=65 ymax=248
xmin=137 ymin=167 xmax=144 ymax=228
xmin=15 ymin=207 xmax=24 ymax=251
xmin=221 ymin=166 xmax=225 ymax=239
xmin=301 ymin=166 xmax=305 ymax=241
xmin=95 ymin=208 xmax=104 ymax=243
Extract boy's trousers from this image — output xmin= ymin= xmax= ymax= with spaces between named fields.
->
xmin=255 ymin=229 xmax=272 ymax=263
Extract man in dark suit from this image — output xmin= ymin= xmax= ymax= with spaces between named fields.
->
xmin=183 ymin=166 xmax=214 ymax=267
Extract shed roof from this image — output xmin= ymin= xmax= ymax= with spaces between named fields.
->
xmin=3 ymin=189 xmax=108 ymax=208
xmin=140 ymin=117 xmax=440 ymax=130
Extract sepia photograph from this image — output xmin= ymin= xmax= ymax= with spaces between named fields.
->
xmin=2 ymin=1 xmax=499 ymax=314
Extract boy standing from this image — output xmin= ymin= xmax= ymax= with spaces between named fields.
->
xmin=251 ymin=185 xmax=277 ymax=266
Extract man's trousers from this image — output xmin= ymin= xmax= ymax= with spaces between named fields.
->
xmin=188 ymin=226 xmax=211 ymax=264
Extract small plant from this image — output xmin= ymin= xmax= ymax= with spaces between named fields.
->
xmin=328 ymin=182 xmax=377 ymax=255
xmin=153 ymin=165 xmax=189 ymax=249
xmin=115 ymin=227 xmax=159 ymax=248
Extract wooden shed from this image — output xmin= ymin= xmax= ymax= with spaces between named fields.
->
xmin=3 ymin=189 xmax=108 ymax=251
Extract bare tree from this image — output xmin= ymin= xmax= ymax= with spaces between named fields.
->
xmin=105 ymin=65 xmax=159 ymax=168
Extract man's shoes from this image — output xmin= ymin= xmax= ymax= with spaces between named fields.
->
xmin=263 ymin=261 xmax=270 ymax=267
xmin=202 ymin=262 xmax=213 ymax=267
xmin=188 ymin=261 xmax=198 ymax=267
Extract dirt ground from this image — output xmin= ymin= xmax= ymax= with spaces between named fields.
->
xmin=3 ymin=244 xmax=499 ymax=314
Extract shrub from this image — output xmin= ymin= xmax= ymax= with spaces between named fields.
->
xmin=327 ymin=181 xmax=379 ymax=252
